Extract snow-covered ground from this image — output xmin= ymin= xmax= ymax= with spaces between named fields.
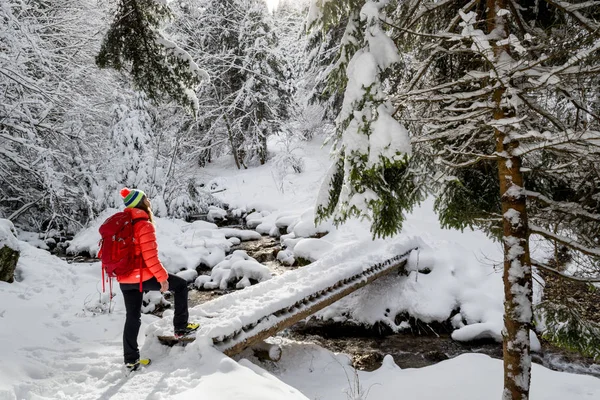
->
xmin=1 ymin=135 xmax=599 ymax=399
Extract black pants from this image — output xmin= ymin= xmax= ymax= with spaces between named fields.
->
xmin=120 ymin=273 xmax=189 ymax=364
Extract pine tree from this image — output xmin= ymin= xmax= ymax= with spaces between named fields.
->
xmin=310 ymin=0 xmax=600 ymax=398
xmin=310 ymin=0 xmax=424 ymax=238
xmin=96 ymin=0 xmax=207 ymax=114
xmin=102 ymin=92 xmax=161 ymax=207
xmin=391 ymin=1 xmax=600 ymax=398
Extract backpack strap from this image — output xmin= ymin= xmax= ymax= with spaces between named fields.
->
xmin=131 ymin=217 xmax=149 ymax=292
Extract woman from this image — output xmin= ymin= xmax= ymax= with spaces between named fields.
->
xmin=118 ymin=187 xmax=198 ymax=371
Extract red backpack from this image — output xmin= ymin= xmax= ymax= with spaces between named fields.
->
xmin=98 ymin=212 xmax=147 ymax=294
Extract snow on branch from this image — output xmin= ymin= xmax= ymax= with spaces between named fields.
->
xmin=525 ymin=190 xmax=600 ymax=222
xmin=513 ymin=130 xmax=600 ymax=156
xmin=529 ymin=224 xmax=600 ymax=257
xmin=531 ymin=259 xmax=600 ymax=283
xmin=406 ymin=0 xmax=475 ymax=30
xmin=530 ymin=39 xmax=600 ymax=87
xmin=544 ymin=0 xmax=600 ymax=32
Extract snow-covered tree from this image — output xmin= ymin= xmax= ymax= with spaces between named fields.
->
xmin=310 ymin=0 xmax=424 ymax=238
xmin=99 ymin=92 xmax=163 ymax=208
xmin=310 ymin=0 xmax=600 ymax=398
xmin=177 ymin=0 xmax=292 ymax=168
xmin=0 ymin=0 xmax=120 ymax=230
xmin=390 ymin=1 xmax=600 ymax=399
xmin=96 ymin=0 xmax=207 ymax=114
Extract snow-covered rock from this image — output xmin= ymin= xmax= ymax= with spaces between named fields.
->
xmin=219 ymin=228 xmax=262 ymax=241
xmin=194 ymin=275 xmax=212 ymax=289
xmin=142 ymin=291 xmax=170 ymax=313
xmin=177 ymin=268 xmax=199 ymax=283
xmin=291 ymin=208 xmax=333 ymax=238
xmin=203 ymin=250 xmax=270 ymax=290
xmin=277 ymin=249 xmax=295 ymax=266
xmin=0 ymin=219 xmax=20 ymax=283
xmin=231 ymin=260 xmax=272 ymax=289
xmin=293 ymin=238 xmax=334 ymax=263
xmin=207 ymin=206 xmax=228 ymax=222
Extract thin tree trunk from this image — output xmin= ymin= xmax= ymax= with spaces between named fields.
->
xmin=493 ymin=88 xmax=533 ymax=400
xmin=259 ymin=131 xmax=267 ymax=165
xmin=224 ymin=117 xmax=241 ymax=170
xmin=487 ymin=1 xmax=533 ymax=398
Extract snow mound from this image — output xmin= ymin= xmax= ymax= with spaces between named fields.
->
xmin=293 ymin=238 xmax=334 ymax=262
xmin=203 ymin=250 xmax=271 ymax=290
xmin=0 ymin=219 xmax=19 ymax=251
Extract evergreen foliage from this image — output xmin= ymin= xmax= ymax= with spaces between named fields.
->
xmin=434 ymin=161 xmax=501 ymax=236
xmin=311 ymin=0 xmax=423 ymax=238
xmin=96 ymin=0 xmax=207 ymax=114
xmin=536 ymin=298 xmax=600 ymax=361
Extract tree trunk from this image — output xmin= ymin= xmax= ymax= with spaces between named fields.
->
xmin=493 ymin=88 xmax=533 ymax=400
xmin=224 ymin=117 xmax=241 ymax=170
xmin=486 ymin=1 xmax=533 ymax=397
xmin=259 ymin=131 xmax=267 ymax=165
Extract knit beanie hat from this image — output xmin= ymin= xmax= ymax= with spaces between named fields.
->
xmin=120 ymin=187 xmax=145 ymax=208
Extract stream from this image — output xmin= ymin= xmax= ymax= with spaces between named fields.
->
xmin=188 ymin=235 xmax=600 ymax=378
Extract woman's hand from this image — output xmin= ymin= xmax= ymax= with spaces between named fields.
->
xmin=159 ymin=280 xmax=169 ymax=293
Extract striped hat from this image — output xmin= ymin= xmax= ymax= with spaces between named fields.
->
xmin=120 ymin=187 xmax=145 ymax=208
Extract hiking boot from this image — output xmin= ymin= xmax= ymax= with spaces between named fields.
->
xmin=174 ymin=322 xmax=200 ymax=339
xmin=125 ymin=358 xmax=151 ymax=372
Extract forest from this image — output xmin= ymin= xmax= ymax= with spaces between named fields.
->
xmin=1 ymin=0 xmax=600 ymax=399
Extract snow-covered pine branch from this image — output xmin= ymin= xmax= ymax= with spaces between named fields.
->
xmin=310 ymin=0 xmax=424 ymax=238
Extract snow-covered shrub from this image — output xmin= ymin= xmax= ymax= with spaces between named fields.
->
xmin=82 ymin=291 xmax=114 ymax=315
xmin=271 ymin=136 xmax=305 ymax=194
xmin=168 ymin=180 xmax=223 ymax=220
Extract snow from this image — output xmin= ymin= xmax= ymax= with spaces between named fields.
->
xmin=0 ymin=218 xmax=19 ymax=251
xmin=293 ymin=237 xmax=334 ymax=262
xmin=269 ymin=344 xmax=600 ymax=400
xmin=202 ymin=250 xmax=272 ymax=290
xmin=1 ymin=135 xmax=599 ymax=399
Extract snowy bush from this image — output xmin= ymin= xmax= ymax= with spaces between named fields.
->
xmin=167 ymin=180 xmax=223 ymax=220
xmin=272 ymin=147 xmax=305 ymax=193
xmin=82 ymin=291 xmax=114 ymax=315
xmin=536 ymin=299 xmax=600 ymax=361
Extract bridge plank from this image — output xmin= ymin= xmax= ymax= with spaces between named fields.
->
xmin=220 ymin=257 xmax=409 ymax=356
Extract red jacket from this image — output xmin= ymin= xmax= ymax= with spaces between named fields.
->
xmin=116 ymin=208 xmax=168 ymax=284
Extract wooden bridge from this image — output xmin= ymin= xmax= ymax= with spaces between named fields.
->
xmin=154 ymin=243 xmax=419 ymax=357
